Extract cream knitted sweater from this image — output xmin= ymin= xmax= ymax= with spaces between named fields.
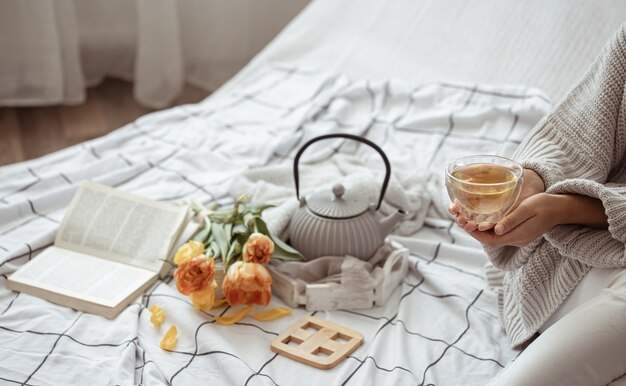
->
xmin=484 ymin=24 xmax=626 ymax=348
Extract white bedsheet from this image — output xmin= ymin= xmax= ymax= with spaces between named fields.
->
xmin=0 ymin=65 xmax=551 ymax=385
xmin=215 ymin=0 xmax=626 ymax=104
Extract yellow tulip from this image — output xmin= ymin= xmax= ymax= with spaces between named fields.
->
xmin=160 ymin=325 xmax=177 ymax=350
xmin=173 ymin=240 xmax=205 ymax=265
xmin=189 ymin=281 xmax=217 ymax=312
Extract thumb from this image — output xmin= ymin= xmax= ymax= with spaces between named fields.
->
xmin=494 ymin=206 xmax=532 ymax=235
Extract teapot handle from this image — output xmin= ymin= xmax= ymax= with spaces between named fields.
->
xmin=293 ymin=133 xmax=391 ymax=210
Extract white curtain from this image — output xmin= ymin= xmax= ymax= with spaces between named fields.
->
xmin=0 ymin=0 xmax=309 ymax=108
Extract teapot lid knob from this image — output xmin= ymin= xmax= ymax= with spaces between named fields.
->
xmin=332 ymin=184 xmax=345 ymax=199
xmin=306 ymin=182 xmax=368 ymax=218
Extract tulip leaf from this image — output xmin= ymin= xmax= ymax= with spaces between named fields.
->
xmin=243 ymin=212 xmax=256 ymax=228
xmin=236 ymin=233 xmax=249 ymax=248
xmin=253 ymin=217 xmax=303 ymax=260
xmin=232 ymin=224 xmax=248 ymax=236
xmin=211 ymin=223 xmax=229 ymax=261
xmin=224 ymin=223 xmax=233 ymax=242
xmin=224 ymin=239 xmax=242 ymax=270
xmin=192 ymin=225 xmax=211 ymax=243
xmin=271 ymin=245 xmax=304 ymax=261
xmin=190 ymin=201 xmax=206 ymax=213
xmin=209 ymin=211 xmax=233 ymax=223
xmin=209 ymin=240 xmax=221 ymax=260
xmin=253 ymin=216 xmax=269 ymax=234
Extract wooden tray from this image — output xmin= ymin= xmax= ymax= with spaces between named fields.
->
xmin=270 ymin=316 xmax=364 ymax=369
xmin=268 ymin=240 xmax=409 ymax=311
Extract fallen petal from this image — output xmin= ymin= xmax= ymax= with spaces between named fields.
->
xmin=216 ymin=305 xmax=253 ymax=325
xmin=148 ymin=305 xmax=165 ymax=328
xmin=160 ymin=325 xmax=177 ymax=350
xmin=251 ymin=307 xmax=293 ymax=321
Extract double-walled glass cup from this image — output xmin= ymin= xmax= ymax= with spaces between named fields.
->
xmin=445 ymin=155 xmax=523 ymax=225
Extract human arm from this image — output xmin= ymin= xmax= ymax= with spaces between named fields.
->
xmin=458 ymin=178 xmax=626 ymax=269
xmin=452 ymin=27 xmax=626 ymax=270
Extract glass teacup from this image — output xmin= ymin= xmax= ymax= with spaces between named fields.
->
xmin=445 ymin=155 xmax=523 ymax=226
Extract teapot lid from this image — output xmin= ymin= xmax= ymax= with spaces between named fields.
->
xmin=307 ymin=184 xmax=370 ymax=218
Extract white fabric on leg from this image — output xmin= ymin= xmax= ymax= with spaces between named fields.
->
xmin=489 ymin=269 xmax=626 ymax=386
xmin=539 ymin=266 xmax=624 ymax=333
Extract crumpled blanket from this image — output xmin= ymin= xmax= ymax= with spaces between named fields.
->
xmin=229 ymin=153 xmax=431 ymax=240
xmin=0 ymin=62 xmax=550 ymax=385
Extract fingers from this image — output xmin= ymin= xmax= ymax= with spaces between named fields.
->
xmin=469 ymin=229 xmax=496 ymax=245
xmin=463 ymin=222 xmax=478 ymax=232
xmin=470 ymin=228 xmax=517 ymax=248
xmin=494 ymin=204 xmax=534 ymax=236
xmin=450 ymin=202 xmax=494 ymax=233
xmin=478 ymin=222 xmax=495 ymax=231
xmin=454 ymin=214 xmax=477 ymax=232
xmin=471 ymin=221 xmax=537 ymax=249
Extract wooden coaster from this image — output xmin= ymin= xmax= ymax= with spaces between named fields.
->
xmin=270 ymin=316 xmax=364 ymax=370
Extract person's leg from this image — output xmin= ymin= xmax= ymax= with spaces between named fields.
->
xmin=489 ymin=269 xmax=626 ymax=386
xmin=539 ymin=267 xmax=623 ymax=333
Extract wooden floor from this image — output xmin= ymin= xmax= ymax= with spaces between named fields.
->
xmin=0 ymin=79 xmax=211 ymax=167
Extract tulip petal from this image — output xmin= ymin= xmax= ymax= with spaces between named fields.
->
xmin=174 ymin=240 xmax=205 ymax=265
xmin=148 ymin=305 xmax=165 ymax=328
xmin=160 ymin=325 xmax=177 ymax=350
xmin=251 ymin=307 xmax=293 ymax=321
xmin=216 ymin=305 xmax=253 ymax=325
xmin=190 ymin=282 xmax=217 ymax=312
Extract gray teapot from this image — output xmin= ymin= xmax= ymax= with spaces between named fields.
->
xmin=288 ymin=133 xmax=407 ymax=260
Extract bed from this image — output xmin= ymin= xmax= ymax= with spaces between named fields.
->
xmin=1 ymin=1 xmax=625 ymax=385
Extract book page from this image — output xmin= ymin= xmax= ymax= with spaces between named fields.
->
xmin=8 ymin=246 xmax=156 ymax=308
xmin=56 ymin=182 xmax=189 ymax=272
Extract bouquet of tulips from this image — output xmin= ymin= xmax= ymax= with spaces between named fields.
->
xmin=171 ymin=194 xmax=302 ymax=324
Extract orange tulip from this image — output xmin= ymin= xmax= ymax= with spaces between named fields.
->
xmin=174 ymin=256 xmax=215 ymax=295
xmin=242 ymin=233 xmax=274 ymax=265
xmin=222 ymin=261 xmax=272 ymax=306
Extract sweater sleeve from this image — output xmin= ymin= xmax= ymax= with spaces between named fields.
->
xmin=542 ymin=179 xmax=626 ymax=268
xmin=484 ymin=25 xmax=626 ymax=269
xmin=511 ymin=26 xmax=626 ymax=189
xmin=483 ymin=239 xmax=542 ymax=271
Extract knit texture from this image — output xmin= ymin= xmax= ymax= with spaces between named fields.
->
xmin=484 ymin=24 xmax=626 ymax=348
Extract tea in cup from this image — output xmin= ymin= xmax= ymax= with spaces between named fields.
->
xmin=445 ymin=155 xmax=523 ymax=225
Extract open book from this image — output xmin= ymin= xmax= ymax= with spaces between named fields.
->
xmin=7 ymin=182 xmax=196 ymax=319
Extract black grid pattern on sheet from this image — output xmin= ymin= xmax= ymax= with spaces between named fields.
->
xmin=0 ymin=64 xmax=550 ymax=385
